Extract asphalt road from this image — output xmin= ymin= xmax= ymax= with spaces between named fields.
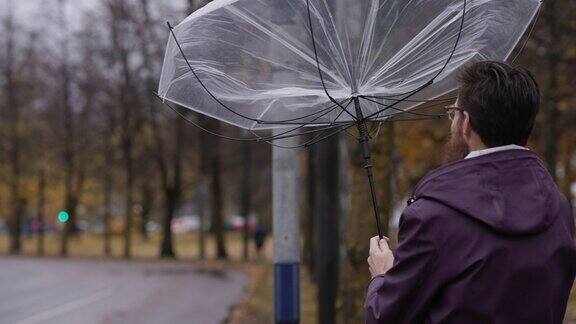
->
xmin=0 ymin=258 xmax=246 ymax=324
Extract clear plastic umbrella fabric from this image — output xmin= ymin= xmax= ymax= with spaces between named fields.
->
xmin=158 ymin=0 xmax=540 ymax=130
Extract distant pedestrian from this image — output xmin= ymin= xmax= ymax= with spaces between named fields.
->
xmin=253 ymin=223 xmax=267 ymax=259
xmin=365 ymin=61 xmax=576 ymax=323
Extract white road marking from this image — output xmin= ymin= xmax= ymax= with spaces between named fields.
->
xmin=15 ymin=288 xmax=114 ymax=324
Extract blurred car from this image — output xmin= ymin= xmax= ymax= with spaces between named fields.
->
xmin=171 ymin=215 xmax=199 ymax=234
xmin=226 ymin=215 xmax=256 ymax=232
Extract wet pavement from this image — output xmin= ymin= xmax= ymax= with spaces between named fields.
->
xmin=0 ymin=258 xmax=246 ymax=324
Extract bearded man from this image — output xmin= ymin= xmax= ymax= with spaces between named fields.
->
xmin=365 ymin=61 xmax=576 ymax=323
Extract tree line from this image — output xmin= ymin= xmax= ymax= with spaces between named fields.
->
xmin=0 ymin=0 xmax=272 ymax=260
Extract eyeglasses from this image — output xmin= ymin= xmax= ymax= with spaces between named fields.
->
xmin=444 ymin=105 xmax=465 ymax=121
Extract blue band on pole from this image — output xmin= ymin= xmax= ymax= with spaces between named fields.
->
xmin=274 ymin=262 xmax=300 ymax=324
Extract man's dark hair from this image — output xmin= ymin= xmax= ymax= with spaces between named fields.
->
xmin=458 ymin=61 xmax=540 ymax=147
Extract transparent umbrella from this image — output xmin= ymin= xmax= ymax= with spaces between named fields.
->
xmin=157 ymin=0 xmax=541 ymax=238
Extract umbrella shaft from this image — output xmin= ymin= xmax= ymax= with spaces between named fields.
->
xmin=353 ymin=97 xmax=384 ymax=240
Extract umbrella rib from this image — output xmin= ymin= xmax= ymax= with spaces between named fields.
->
xmin=376 ymin=115 xmax=444 ymax=123
xmin=167 ymin=22 xmax=260 ymax=123
xmin=305 ymin=0 xmax=358 ymax=122
xmin=362 ymin=2 xmax=411 ymax=84
xmin=257 ymin=123 xmax=350 ymax=143
xmin=331 ymin=98 xmax=353 ymax=124
xmin=155 ymin=91 xmax=354 ymax=143
xmin=361 ymin=95 xmax=455 ymax=103
xmin=359 ymin=96 xmax=445 ymax=118
xmin=254 ymin=99 xmax=358 ymax=148
xmin=153 ymin=92 xmax=256 ymax=142
xmin=160 ymin=0 xmax=539 ymax=140
xmin=365 ymin=3 xmax=464 ymax=89
xmin=257 ymin=98 xmax=348 ymax=124
xmin=167 ymin=22 xmax=346 ymax=126
xmin=359 ymin=0 xmax=467 ymax=122
xmin=226 ymin=5 xmax=345 ymax=86
xmin=264 ymin=122 xmax=356 ymax=149
xmin=251 ymin=98 xmax=353 ymax=141
xmin=304 ymin=0 xmax=353 ymax=85
xmin=510 ymin=2 xmax=542 ymax=63
xmin=167 ymin=24 xmax=354 ymax=126
xmin=302 ymin=122 xmax=357 ymax=148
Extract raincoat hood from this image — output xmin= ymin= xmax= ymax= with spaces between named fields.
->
xmin=413 ymin=149 xmax=559 ymax=235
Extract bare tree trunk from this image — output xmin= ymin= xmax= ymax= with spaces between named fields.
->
xmin=136 ymin=0 xmax=186 ymax=259
xmin=562 ymin=153 xmax=575 ymax=203
xmin=314 ymin=137 xmax=340 ymax=324
xmin=196 ymin=119 xmax=210 ymax=260
xmin=160 ymin=114 xmax=185 ymax=258
xmin=10 ymin=199 xmax=25 ymax=255
xmin=148 ymin=98 xmax=184 ymax=259
xmin=101 ymin=38 xmax=117 ymax=258
xmin=123 ymin=149 xmax=134 ymax=259
xmin=4 ymin=0 xmax=23 ymax=255
xmin=338 ymin=133 xmax=351 ymax=290
xmin=61 ymin=167 xmax=77 ymax=256
xmin=379 ymin=123 xmax=395 ymax=236
xmin=210 ymin=127 xmax=227 ymax=259
xmin=58 ymin=0 xmax=81 ymax=257
xmin=212 ymin=157 xmax=227 ymax=259
xmin=8 ymin=203 xmax=22 ymax=255
xmin=195 ymin=118 xmax=212 ymax=261
xmin=183 ymin=0 xmax=220 ymax=259
xmin=160 ymin=189 xmax=177 ymax=258
xmin=103 ymin=135 xmax=113 ymax=257
xmin=197 ymin=182 xmax=207 ymax=260
xmin=36 ymin=163 xmax=46 ymax=256
xmin=107 ymin=0 xmax=139 ymax=259
xmin=241 ymin=142 xmax=252 ymax=261
xmin=135 ymin=0 xmax=186 ymax=258
xmin=119 ymin=36 xmax=136 ymax=258
xmin=189 ymin=0 xmax=211 ymax=262
xmin=140 ymin=184 xmax=152 ymax=242
xmin=542 ymin=0 xmax=560 ymax=179
xmin=304 ymin=144 xmax=317 ymax=281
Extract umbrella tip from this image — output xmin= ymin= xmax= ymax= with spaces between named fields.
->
xmin=166 ymin=21 xmax=173 ymax=29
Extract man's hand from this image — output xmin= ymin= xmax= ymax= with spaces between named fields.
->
xmin=368 ymin=236 xmax=394 ymax=278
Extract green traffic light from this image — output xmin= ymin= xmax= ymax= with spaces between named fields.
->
xmin=58 ymin=211 xmax=70 ymax=223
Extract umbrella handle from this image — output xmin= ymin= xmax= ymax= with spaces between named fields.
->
xmin=353 ymin=97 xmax=384 ymax=240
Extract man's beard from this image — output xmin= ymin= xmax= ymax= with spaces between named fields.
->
xmin=443 ymin=120 xmax=470 ymax=164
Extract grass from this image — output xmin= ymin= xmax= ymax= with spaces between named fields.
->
xmin=229 ymin=260 xmax=317 ymax=324
xmin=0 ymin=232 xmax=255 ymax=260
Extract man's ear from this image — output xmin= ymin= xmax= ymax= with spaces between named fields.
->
xmin=462 ymin=112 xmax=472 ymax=137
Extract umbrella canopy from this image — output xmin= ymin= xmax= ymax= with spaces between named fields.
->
xmin=158 ymin=0 xmax=540 ymax=131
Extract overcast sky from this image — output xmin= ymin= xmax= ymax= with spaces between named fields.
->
xmin=2 ymin=0 xmax=98 ymax=30
xmin=2 ymin=0 xmax=187 ymax=33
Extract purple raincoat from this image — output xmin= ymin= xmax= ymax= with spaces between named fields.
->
xmin=365 ymin=149 xmax=576 ymax=323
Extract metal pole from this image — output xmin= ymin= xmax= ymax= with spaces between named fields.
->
xmin=273 ymin=130 xmax=300 ymax=324
xmin=353 ymin=97 xmax=384 ymax=239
